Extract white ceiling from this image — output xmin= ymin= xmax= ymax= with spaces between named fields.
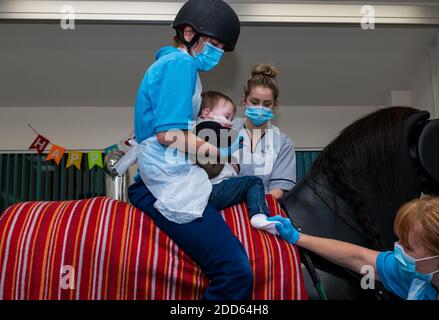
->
xmin=0 ymin=22 xmax=437 ymax=107
xmin=66 ymin=0 xmax=439 ymax=3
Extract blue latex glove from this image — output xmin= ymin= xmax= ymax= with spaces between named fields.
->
xmin=266 ymin=215 xmax=301 ymax=244
xmin=218 ymin=134 xmax=244 ymax=158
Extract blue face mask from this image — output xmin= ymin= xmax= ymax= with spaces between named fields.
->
xmin=394 ymin=242 xmax=439 ymax=300
xmin=193 ymin=41 xmax=224 ymax=72
xmin=244 ymin=106 xmax=274 ymax=126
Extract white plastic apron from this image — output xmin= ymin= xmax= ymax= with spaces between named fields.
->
xmin=115 ymin=74 xmax=212 ymax=224
xmin=236 ymin=123 xmax=281 ymax=192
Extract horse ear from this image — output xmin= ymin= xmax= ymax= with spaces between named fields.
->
xmin=405 ymin=111 xmax=430 ymax=160
xmin=412 ymin=116 xmax=439 ymax=195
xmin=396 ymin=110 xmax=431 ymax=199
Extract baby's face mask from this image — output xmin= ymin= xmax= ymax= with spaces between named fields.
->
xmin=204 ymin=100 xmax=235 ymax=128
xmin=209 ymin=115 xmax=232 ymax=128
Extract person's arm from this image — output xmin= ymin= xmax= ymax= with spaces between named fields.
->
xmin=267 ymin=216 xmax=380 ymax=277
xmin=268 ymin=189 xmax=284 ymax=199
xmin=268 ymin=135 xmax=296 ymax=197
xmin=297 ymin=234 xmax=379 ymax=275
xmin=157 ymin=130 xmax=219 ymax=159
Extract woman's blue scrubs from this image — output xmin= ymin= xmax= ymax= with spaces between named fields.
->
xmin=377 ymin=251 xmax=437 ymax=300
xmin=128 ymin=46 xmax=253 ymax=300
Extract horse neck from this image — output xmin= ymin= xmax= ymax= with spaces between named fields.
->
xmin=283 ymin=174 xmax=370 ymax=247
xmin=283 ymin=167 xmax=423 ymax=250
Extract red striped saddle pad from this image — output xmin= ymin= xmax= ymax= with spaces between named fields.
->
xmin=0 ymin=195 xmax=307 ymax=300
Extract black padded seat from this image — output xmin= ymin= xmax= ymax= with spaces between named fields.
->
xmin=418 ymin=118 xmax=439 ymax=187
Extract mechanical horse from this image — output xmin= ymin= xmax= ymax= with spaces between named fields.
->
xmin=0 ymin=194 xmax=306 ymax=300
xmin=0 ymin=106 xmax=437 ymax=300
xmin=281 ymin=106 xmax=439 ymax=299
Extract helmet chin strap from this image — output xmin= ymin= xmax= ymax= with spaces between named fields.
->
xmin=176 ymin=29 xmax=200 ymax=54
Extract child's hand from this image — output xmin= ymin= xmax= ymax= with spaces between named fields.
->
xmin=267 ymin=216 xmax=300 ymax=244
xmin=231 ymin=163 xmax=240 ymax=174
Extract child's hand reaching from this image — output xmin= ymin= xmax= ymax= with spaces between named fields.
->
xmin=267 ymin=216 xmax=301 ymax=244
xmin=229 ymin=156 xmax=240 ymax=173
xmin=231 ymin=163 xmax=240 ymax=173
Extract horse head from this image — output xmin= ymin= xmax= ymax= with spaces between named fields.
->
xmin=281 ymin=106 xmax=439 ymax=299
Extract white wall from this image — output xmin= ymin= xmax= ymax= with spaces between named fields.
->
xmin=411 ymin=55 xmax=435 ymax=116
xmin=410 ymin=32 xmax=439 ymax=119
xmin=0 ymin=107 xmax=134 ymax=152
xmin=273 ymin=106 xmax=380 ymax=148
xmin=1 ymin=23 xmax=435 ymax=108
xmin=0 ymin=105 xmax=380 ymax=151
xmin=0 ymin=24 xmax=436 ymax=151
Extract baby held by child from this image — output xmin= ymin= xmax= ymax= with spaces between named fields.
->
xmin=193 ymin=91 xmax=290 ymax=235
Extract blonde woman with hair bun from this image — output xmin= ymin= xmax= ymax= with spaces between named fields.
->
xmin=232 ymin=63 xmax=297 ymax=200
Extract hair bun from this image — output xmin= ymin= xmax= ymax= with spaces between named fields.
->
xmin=251 ymin=63 xmax=279 ymax=79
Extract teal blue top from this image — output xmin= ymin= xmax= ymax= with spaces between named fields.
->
xmin=377 ymin=251 xmax=437 ymax=300
xmin=134 ymin=46 xmax=198 ymax=143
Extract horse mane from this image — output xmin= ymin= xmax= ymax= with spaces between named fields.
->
xmin=307 ymin=106 xmax=420 ymax=250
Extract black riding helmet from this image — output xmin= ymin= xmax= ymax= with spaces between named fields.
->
xmin=172 ymin=0 xmax=241 ymax=52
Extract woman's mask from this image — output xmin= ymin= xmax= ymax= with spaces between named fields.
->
xmin=394 ymin=242 xmax=439 ymax=300
xmin=193 ymin=41 xmax=224 ymax=72
xmin=244 ymin=106 xmax=274 ymax=126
